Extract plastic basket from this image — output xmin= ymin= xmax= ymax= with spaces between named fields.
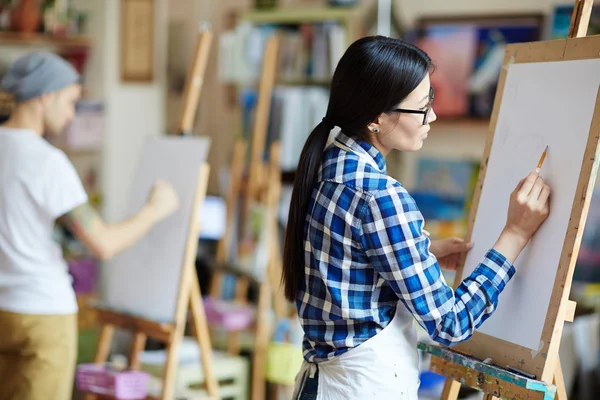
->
xmin=76 ymin=364 xmax=149 ymax=400
xmin=203 ymin=296 xmax=255 ymax=331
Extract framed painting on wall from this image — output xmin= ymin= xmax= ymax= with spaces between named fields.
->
xmin=121 ymin=0 xmax=154 ymax=82
xmin=412 ymin=14 xmax=545 ymax=119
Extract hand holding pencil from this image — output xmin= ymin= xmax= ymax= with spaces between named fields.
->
xmin=494 ymin=147 xmax=551 ymax=259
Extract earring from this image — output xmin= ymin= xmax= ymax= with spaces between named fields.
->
xmin=373 ymin=127 xmax=380 ymax=133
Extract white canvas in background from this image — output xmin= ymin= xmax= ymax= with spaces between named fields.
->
xmin=102 ymin=136 xmax=211 ymax=323
xmin=461 ymin=59 xmax=600 ymax=350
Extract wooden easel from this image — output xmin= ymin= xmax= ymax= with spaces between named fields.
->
xmin=83 ymin=30 xmax=220 ymax=400
xmin=420 ymin=2 xmax=596 ymax=400
xmin=209 ymin=33 xmax=281 ymax=305
xmin=208 ymin=34 xmax=287 ymax=400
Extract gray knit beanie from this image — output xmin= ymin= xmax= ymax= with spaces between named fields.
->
xmin=1 ymin=51 xmax=80 ymax=103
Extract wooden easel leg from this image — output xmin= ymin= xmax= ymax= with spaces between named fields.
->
xmin=251 ymin=281 xmax=272 ymax=400
xmin=554 ymin=357 xmax=568 ymax=400
xmin=83 ymin=324 xmax=115 ymax=400
xmin=162 ymin=331 xmax=183 ymax=400
xmin=441 ymin=378 xmax=461 ymax=400
xmin=227 ymin=277 xmax=249 ymax=355
xmin=128 ymin=331 xmax=147 ymax=370
xmin=190 ymin=275 xmax=220 ymax=399
xmin=94 ymin=324 xmax=115 ymax=363
xmin=227 ymin=331 xmax=241 ymax=355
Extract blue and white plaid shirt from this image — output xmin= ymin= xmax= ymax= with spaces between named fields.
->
xmin=297 ymin=132 xmax=516 ymax=363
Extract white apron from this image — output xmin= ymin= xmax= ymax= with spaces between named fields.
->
xmin=292 ymin=304 xmax=421 ymax=399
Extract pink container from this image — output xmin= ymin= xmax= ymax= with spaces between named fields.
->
xmin=203 ymin=296 xmax=255 ymax=331
xmin=76 ymin=364 xmax=149 ymax=399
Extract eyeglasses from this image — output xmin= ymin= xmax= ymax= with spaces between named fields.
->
xmin=392 ymin=87 xmax=435 ymax=126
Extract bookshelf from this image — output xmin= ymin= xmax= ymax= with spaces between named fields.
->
xmin=236 ymin=7 xmax=492 ymax=184
xmin=243 ymin=6 xmax=365 ymax=43
xmin=244 ymin=6 xmax=363 ymax=24
xmin=227 ymin=6 xmax=367 ymax=182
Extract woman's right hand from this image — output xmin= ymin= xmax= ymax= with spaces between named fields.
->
xmin=146 ymin=180 xmax=180 ymax=222
xmin=505 ymin=171 xmax=550 ymax=241
xmin=493 ymin=171 xmax=550 ymax=263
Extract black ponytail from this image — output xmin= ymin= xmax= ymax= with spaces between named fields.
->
xmin=282 ymin=36 xmax=432 ymax=302
xmin=282 ymin=120 xmax=332 ymax=301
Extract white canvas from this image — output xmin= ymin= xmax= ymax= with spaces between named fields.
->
xmin=102 ymin=136 xmax=210 ymax=322
xmin=461 ymin=59 xmax=600 ymax=350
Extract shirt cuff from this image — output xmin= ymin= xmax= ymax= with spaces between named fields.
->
xmin=473 ymin=248 xmax=516 ymax=292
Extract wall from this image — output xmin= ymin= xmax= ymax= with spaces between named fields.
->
xmin=73 ymin=0 xmax=168 ymax=222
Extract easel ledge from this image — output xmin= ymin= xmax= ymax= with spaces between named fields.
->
xmin=418 ymin=343 xmax=556 ymax=400
xmin=93 ymin=305 xmax=175 ymax=342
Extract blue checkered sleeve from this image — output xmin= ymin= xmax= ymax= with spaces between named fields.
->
xmin=359 ymin=184 xmax=516 ymax=345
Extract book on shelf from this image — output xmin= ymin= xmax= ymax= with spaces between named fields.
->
xmin=219 ymin=22 xmax=346 ymax=85
xmin=239 ymin=85 xmax=329 ymax=171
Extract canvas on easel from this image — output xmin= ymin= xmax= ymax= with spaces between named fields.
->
xmin=82 ymin=30 xmax=220 ymax=400
xmin=420 ymin=1 xmax=600 ymax=399
xmin=85 ymin=138 xmax=218 ymax=400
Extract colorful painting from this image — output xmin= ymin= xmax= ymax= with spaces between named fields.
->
xmin=418 ymin=26 xmax=478 ymax=117
xmin=414 ymin=15 xmax=544 ymax=119
xmin=468 ymin=23 xmax=541 ymax=117
xmin=411 ymin=158 xmax=479 ymax=221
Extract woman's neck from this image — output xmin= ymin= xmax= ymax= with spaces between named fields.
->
xmin=365 ymin=133 xmax=390 ymax=157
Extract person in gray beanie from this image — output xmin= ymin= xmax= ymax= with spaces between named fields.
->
xmin=0 ymin=51 xmax=180 ymax=399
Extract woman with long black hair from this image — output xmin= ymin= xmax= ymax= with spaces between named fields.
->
xmin=283 ymin=36 xmax=551 ymax=399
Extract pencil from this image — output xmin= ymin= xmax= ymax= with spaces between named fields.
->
xmin=536 ymin=146 xmax=548 ymax=173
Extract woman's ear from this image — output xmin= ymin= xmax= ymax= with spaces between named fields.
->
xmin=367 ymin=114 xmax=383 ymax=133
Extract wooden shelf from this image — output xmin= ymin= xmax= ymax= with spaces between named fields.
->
xmin=434 ymin=117 xmax=490 ymax=126
xmin=0 ymin=32 xmax=92 ymax=48
xmin=432 ymin=118 xmax=491 ymax=132
xmin=277 ymin=78 xmax=330 ymax=87
xmin=243 ymin=6 xmax=362 ymax=25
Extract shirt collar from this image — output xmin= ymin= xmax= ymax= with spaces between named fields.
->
xmin=334 ymin=131 xmax=387 ymax=174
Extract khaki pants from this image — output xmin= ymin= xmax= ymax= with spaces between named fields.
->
xmin=0 ymin=310 xmax=77 ymax=400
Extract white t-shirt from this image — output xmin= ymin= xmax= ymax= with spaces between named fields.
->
xmin=0 ymin=127 xmax=88 ymax=315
